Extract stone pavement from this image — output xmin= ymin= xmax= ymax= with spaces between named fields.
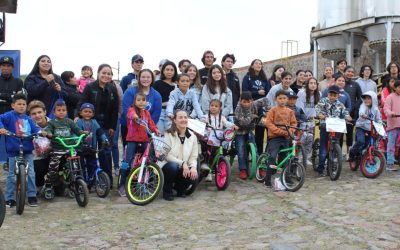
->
xmin=0 ymin=162 xmax=400 ymax=249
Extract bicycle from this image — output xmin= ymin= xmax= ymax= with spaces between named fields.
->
xmin=349 ymin=117 xmax=386 ymax=178
xmin=5 ymin=131 xmax=38 ymax=215
xmin=125 ymin=119 xmax=166 ymax=206
xmin=80 ymin=143 xmax=111 ymax=198
xmin=53 ymin=134 xmax=89 ymax=207
xmin=256 ymin=124 xmax=306 ymax=191
xmin=0 ymin=186 xmax=5 ymax=227
xmin=295 ymin=118 xmax=315 ymax=169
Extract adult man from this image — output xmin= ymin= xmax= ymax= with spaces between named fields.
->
xmin=290 ymin=70 xmax=305 ymax=94
xmin=221 ymin=53 xmax=240 ymax=110
xmin=333 ymin=59 xmax=347 ymax=79
xmin=199 ymin=50 xmax=216 ymax=85
xmin=178 ymin=59 xmax=191 ymax=73
xmin=120 ymin=54 xmax=144 ymax=92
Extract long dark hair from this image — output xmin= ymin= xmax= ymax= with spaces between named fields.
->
xmin=247 ymin=59 xmax=267 ymax=80
xmin=160 ymin=61 xmax=178 ymax=82
xmin=269 ymin=64 xmax=285 ymax=83
xmin=305 ymin=77 xmax=320 ymax=105
xmin=29 ymin=55 xmax=54 ymax=76
xmin=184 ymin=64 xmax=202 ymax=91
xmin=137 ymin=69 xmax=155 ymax=90
xmin=206 ymin=64 xmax=227 ymax=94
xmin=386 ymin=62 xmax=400 ymax=74
xmin=166 ymin=110 xmax=189 ymax=136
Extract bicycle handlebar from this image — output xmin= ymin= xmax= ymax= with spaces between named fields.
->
xmin=135 ymin=119 xmax=153 ymax=136
xmin=54 ymin=134 xmax=86 ymax=149
xmin=5 ymin=131 xmax=39 ymax=139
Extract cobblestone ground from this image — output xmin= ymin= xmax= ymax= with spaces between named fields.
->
xmin=1 ymin=160 xmax=400 ymax=250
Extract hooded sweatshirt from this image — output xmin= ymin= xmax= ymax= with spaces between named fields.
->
xmin=241 ymin=74 xmax=271 ymax=101
xmin=355 ymin=91 xmax=381 ymax=131
xmin=384 ymin=92 xmax=400 ymax=131
xmin=166 ymin=88 xmax=205 ymax=119
xmin=201 ymin=85 xmax=233 ymax=117
xmin=266 ymin=83 xmax=294 ymax=107
xmin=355 ymin=78 xmax=377 ymax=94
xmin=295 ymin=89 xmax=320 ymax=119
xmin=120 ymin=72 xmax=139 ymax=93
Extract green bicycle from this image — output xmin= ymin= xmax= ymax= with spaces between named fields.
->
xmin=256 ymin=124 xmax=306 ymax=192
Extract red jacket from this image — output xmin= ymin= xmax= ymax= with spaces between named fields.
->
xmin=126 ymin=107 xmax=158 ymax=142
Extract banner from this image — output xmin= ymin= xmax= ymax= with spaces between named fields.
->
xmin=0 ymin=50 xmax=21 ymax=77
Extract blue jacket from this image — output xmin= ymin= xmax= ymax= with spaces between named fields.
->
xmin=76 ymin=118 xmax=107 ymax=149
xmin=321 ymin=88 xmax=352 ymax=113
xmin=0 ymin=111 xmax=40 ymax=156
xmin=241 ymin=74 xmax=271 ymax=100
xmin=166 ymin=88 xmax=205 ymax=119
xmin=120 ymin=72 xmax=139 ymax=93
xmin=121 ymin=87 xmax=162 ymax=126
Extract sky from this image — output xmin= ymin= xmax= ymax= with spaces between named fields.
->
xmin=1 ymin=0 xmax=317 ymax=79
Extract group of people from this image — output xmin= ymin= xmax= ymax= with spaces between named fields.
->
xmin=0 ymin=50 xmax=399 ymax=204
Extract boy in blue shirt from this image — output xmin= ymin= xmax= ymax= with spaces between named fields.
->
xmin=0 ymin=93 xmax=41 ymax=207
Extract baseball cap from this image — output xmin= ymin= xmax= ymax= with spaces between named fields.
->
xmin=328 ymin=85 xmax=340 ymax=94
xmin=80 ymin=103 xmax=95 ymax=112
xmin=0 ymin=56 xmax=14 ymax=66
xmin=131 ymin=54 xmax=144 ymax=63
xmin=287 ymin=91 xmax=298 ymax=98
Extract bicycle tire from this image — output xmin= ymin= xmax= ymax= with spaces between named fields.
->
xmin=95 ymin=171 xmax=111 ymax=198
xmin=255 ymin=153 xmax=269 ymax=182
xmin=281 ymin=161 xmax=306 ymax=192
xmin=215 ymin=157 xmax=231 ymax=191
xmin=126 ymin=162 xmax=164 ymax=206
xmin=360 ymin=150 xmax=385 ymax=179
xmin=296 ymin=144 xmax=307 ymax=170
xmin=16 ymin=164 xmax=26 ymax=215
xmin=311 ymin=138 xmax=320 ymax=172
xmin=74 ymin=178 xmax=89 ymax=207
xmin=328 ymin=143 xmax=342 ymax=181
xmin=0 ymin=187 xmax=5 ymax=227
xmin=247 ymin=143 xmax=257 ymax=179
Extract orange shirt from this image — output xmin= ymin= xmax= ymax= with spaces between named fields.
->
xmin=265 ymin=106 xmax=297 ymax=139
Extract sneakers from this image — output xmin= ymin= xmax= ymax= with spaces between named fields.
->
xmin=6 ymin=200 xmax=16 ymax=208
xmin=306 ymin=160 xmax=312 ymax=166
xmin=386 ymin=164 xmax=398 ymax=171
xmin=264 ymin=181 xmax=272 ymax=188
xmin=258 ymin=169 xmax=266 ymax=178
xmin=28 ymin=197 xmax=38 ymax=207
xmin=163 ymin=192 xmax=174 ymax=201
xmin=200 ymin=163 xmax=210 ymax=171
xmin=317 ymin=172 xmax=326 ymax=178
xmin=43 ymin=185 xmax=55 ymax=200
xmin=118 ymin=186 xmax=126 ymax=197
xmin=239 ymin=170 xmax=248 ymax=180
xmin=205 ymin=173 xmax=213 ymax=182
xmin=114 ymin=167 xmax=120 ymax=177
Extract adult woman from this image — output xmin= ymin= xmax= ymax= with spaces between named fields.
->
xmin=201 ymin=64 xmax=233 ymax=117
xmin=304 ymin=70 xmax=313 ymax=82
xmin=161 ymin=110 xmax=198 ymax=201
xmin=185 ymin=64 xmax=202 ymax=103
xmin=76 ymin=64 xmax=119 ymax=187
xmin=25 ymin=55 xmax=67 ymax=113
xmin=241 ymin=59 xmax=271 ymax=154
xmin=268 ymin=64 xmax=285 ymax=87
xmin=318 ymin=66 xmax=335 ymax=91
xmin=121 ymin=69 xmax=162 ymax=147
xmin=381 ymin=62 xmax=400 ymax=88
xmin=356 ymin=65 xmax=377 ymax=93
xmin=153 ymin=61 xmax=178 ymax=134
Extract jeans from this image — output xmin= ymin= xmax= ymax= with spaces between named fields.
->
xmin=349 ymin=128 xmax=370 ymax=159
xmin=34 ymin=157 xmax=50 ymax=187
xmin=6 ymin=154 xmax=36 ymax=200
xmin=387 ymin=128 xmax=400 ymax=165
xmin=0 ymin=135 xmax=6 ymax=163
xmin=318 ymin=125 xmax=341 ymax=174
xmin=162 ymin=161 xmax=195 ymax=195
xmin=79 ymin=153 xmax=97 ymax=182
xmin=157 ymin=109 xmax=171 ymax=135
xmin=98 ymin=130 xmax=113 ymax=186
xmin=119 ymin=142 xmax=147 ymax=188
xmin=265 ymin=137 xmax=290 ymax=185
xmin=121 ymin=125 xmax=128 ymax=148
xmin=255 ymin=126 xmax=266 ymax=154
xmin=235 ymin=132 xmax=257 ymax=171
xmin=111 ymin=118 xmax=120 ymax=169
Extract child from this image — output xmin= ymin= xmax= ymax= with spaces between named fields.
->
xmin=384 ymin=80 xmax=400 ymax=171
xmin=315 ymin=85 xmax=351 ymax=177
xmin=76 ymin=65 xmax=95 ymax=93
xmin=75 ymin=103 xmax=109 ymax=187
xmin=119 ymin=92 xmax=160 ymax=197
xmin=44 ymin=100 xmax=88 ymax=198
xmin=61 ymin=71 xmax=82 ymax=119
xmin=166 ymin=73 xmax=206 ymax=120
xmin=287 ymin=92 xmax=306 ymax=123
xmin=234 ymin=91 xmax=258 ymax=180
xmin=380 ymin=77 xmax=396 ymax=123
xmin=349 ymin=91 xmax=381 ymax=163
xmin=0 ymin=93 xmax=41 ymax=207
xmin=264 ymin=90 xmax=297 ymax=187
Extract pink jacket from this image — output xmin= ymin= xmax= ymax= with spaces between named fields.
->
xmin=384 ymin=92 xmax=400 ymax=131
xmin=77 ymin=77 xmax=95 ymax=93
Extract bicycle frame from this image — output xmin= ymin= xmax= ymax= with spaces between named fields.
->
xmin=55 ymin=134 xmax=86 ymax=181
xmin=273 ymin=140 xmax=297 ymax=171
xmin=327 ymin=132 xmax=340 ymax=152
xmin=203 ymin=125 xmax=235 ymax=170
xmin=6 ymin=132 xmax=38 ymax=175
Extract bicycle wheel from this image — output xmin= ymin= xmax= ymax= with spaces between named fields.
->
xmin=281 ymin=161 xmax=306 ymax=192
xmin=247 ymin=143 xmax=257 ymax=179
xmin=311 ymin=138 xmax=320 ymax=172
xmin=215 ymin=157 xmax=231 ymax=191
xmin=0 ymin=187 xmax=5 ymax=227
xmin=296 ymin=144 xmax=307 ymax=169
xmin=328 ymin=143 xmax=342 ymax=181
xmin=74 ymin=178 xmax=89 ymax=207
xmin=126 ymin=162 xmax=164 ymax=206
xmin=255 ymin=153 xmax=269 ymax=182
xmin=95 ymin=171 xmax=111 ymax=198
xmin=360 ymin=150 xmax=385 ymax=179
xmin=16 ymin=164 xmax=26 ymax=215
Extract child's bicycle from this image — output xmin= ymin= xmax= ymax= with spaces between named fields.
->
xmin=5 ymin=131 xmax=39 ymax=215
xmin=0 ymin=186 xmax=5 ymax=227
xmin=348 ymin=117 xmax=386 ymax=178
xmin=256 ymin=124 xmax=306 ymax=191
xmin=53 ymin=134 xmax=89 ymax=207
xmin=81 ymin=143 xmax=111 ymax=198
xmin=125 ymin=119 xmax=167 ymax=206
xmin=295 ymin=118 xmax=315 ymax=169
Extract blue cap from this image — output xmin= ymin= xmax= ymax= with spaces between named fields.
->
xmin=287 ymin=91 xmax=298 ymax=98
xmin=80 ymin=103 xmax=95 ymax=112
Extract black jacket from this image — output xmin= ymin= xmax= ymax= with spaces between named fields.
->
xmin=199 ymin=67 xmax=210 ymax=85
xmin=0 ymin=74 xmax=23 ymax=114
xmin=226 ymin=70 xmax=240 ymax=110
xmin=64 ymin=83 xmax=82 ymax=120
xmin=76 ymin=81 xmax=119 ymax=130
xmin=344 ymin=79 xmax=362 ymax=117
